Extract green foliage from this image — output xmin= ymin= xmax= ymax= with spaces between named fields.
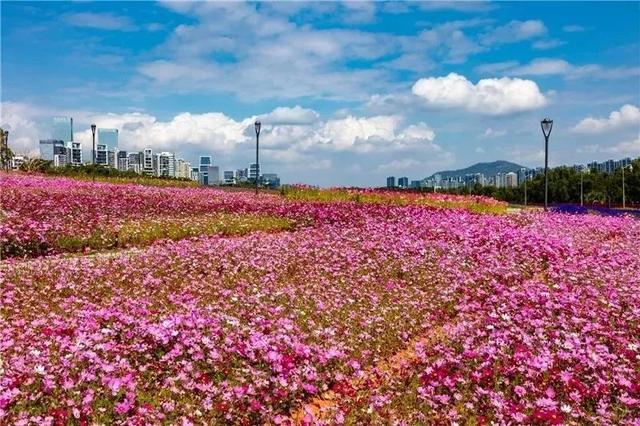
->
xmin=434 ymin=158 xmax=640 ymax=207
xmin=53 ymin=213 xmax=294 ymax=253
xmin=17 ymin=163 xmax=198 ymax=187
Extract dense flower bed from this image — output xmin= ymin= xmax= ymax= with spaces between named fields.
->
xmin=1 ymin=174 xmax=639 ymax=424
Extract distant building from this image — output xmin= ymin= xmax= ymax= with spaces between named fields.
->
xmin=249 ymin=163 xmax=260 ymax=181
xmin=223 ymin=170 xmax=236 ymax=184
xmin=52 ymin=116 xmax=73 ymax=143
xmin=191 ymin=167 xmax=200 ymax=182
xmin=398 ymin=177 xmax=409 ymax=188
xmin=39 ymin=139 xmax=65 ymax=161
xmin=143 ymin=149 xmax=154 ymax=174
xmin=505 ymin=172 xmax=518 ymax=188
xmin=128 ymin=152 xmax=143 ymax=173
xmin=176 ymin=158 xmax=192 ymax=179
xmin=156 ymin=152 xmax=176 ymax=177
xmin=262 ymin=173 xmax=280 ymax=188
xmin=206 ymin=165 xmax=220 ymax=185
xmin=386 ymin=176 xmax=395 ymax=188
xmin=98 ymin=128 xmax=118 ymax=151
xmin=236 ymin=168 xmax=249 ymax=182
xmin=199 ymin=156 xmax=213 ymax=185
xmin=117 ymin=151 xmax=129 ymax=172
xmin=410 ymin=180 xmax=422 ymax=189
xmin=66 ymin=141 xmax=82 ymax=165
xmin=11 ymin=155 xmax=26 ymax=170
xmin=96 ymin=144 xmax=108 ymax=165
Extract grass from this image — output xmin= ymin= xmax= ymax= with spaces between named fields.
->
xmin=280 ymin=187 xmax=508 ymax=214
xmin=54 ymin=213 xmax=294 ymax=253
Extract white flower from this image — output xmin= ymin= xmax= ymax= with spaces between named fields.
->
xmin=561 ymin=404 xmax=572 ymax=413
xmin=34 ymin=364 xmax=46 ymax=375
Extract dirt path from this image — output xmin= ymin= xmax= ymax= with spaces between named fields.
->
xmin=288 ymin=326 xmax=448 ymax=424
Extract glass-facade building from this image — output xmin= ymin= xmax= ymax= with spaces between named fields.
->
xmin=52 ymin=117 xmax=73 ymax=142
xmin=98 ymin=128 xmax=118 ymax=151
xmin=39 ymin=139 xmax=65 ymax=161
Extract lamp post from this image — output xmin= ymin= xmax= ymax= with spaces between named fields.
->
xmin=540 ymin=118 xmax=553 ymax=211
xmin=254 ymin=120 xmax=261 ymax=196
xmin=3 ymin=130 xmax=9 ymax=171
xmin=524 ymin=174 xmax=527 ymax=207
xmin=91 ymin=124 xmax=97 ymax=182
xmin=622 ymin=164 xmax=633 ymax=209
xmin=91 ymin=124 xmax=97 ymax=165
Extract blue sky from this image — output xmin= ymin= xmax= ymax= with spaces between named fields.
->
xmin=2 ymin=1 xmax=639 ymax=186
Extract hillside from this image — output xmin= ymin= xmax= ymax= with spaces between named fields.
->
xmin=427 ymin=160 xmax=527 ymax=179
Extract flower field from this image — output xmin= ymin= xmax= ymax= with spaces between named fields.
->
xmin=1 ymin=174 xmax=639 ymax=424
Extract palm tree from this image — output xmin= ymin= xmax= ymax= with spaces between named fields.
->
xmin=0 ymin=128 xmax=13 ymax=171
xmin=19 ymin=158 xmax=51 ymax=173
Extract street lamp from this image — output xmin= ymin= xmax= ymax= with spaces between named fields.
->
xmin=2 ymin=130 xmax=9 ymax=171
xmin=524 ymin=172 xmax=528 ymax=207
xmin=91 ymin=124 xmax=97 ymax=165
xmin=254 ymin=120 xmax=261 ymax=195
xmin=540 ymin=118 xmax=553 ymax=211
xmin=622 ymin=164 xmax=633 ymax=209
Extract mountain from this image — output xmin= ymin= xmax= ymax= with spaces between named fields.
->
xmin=427 ymin=161 xmax=527 ymax=179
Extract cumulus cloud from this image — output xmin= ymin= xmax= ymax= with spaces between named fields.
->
xmin=411 ymin=73 xmax=547 ymax=115
xmin=571 ymin=104 xmax=640 ymax=133
xmin=259 ymin=106 xmax=319 ymax=125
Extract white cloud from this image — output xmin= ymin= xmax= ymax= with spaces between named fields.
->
xmin=580 ymin=134 xmax=640 ymax=157
xmin=411 ymin=73 xmax=547 ymax=115
xmin=259 ymin=106 xmax=319 ymax=125
xmin=481 ymin=20 xmax=547 ymax=45
xmin=62 ymin=12 xmax=135 ymax=31
xmin=532 ymin=39 xmax=566 ymax=50
xmin=571 ymin=104 xmax=640 ymax=134
xmin=377 ymin=158 xmax=420 ymax=171
xmin=477 ymin=58 xmax=640 ymax=80
xmin=1 ymin=102 xmax=444 ymax=163
xmin=482 ymin=128 xmax=507 ymax=139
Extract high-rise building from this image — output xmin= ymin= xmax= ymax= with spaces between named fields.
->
xmin=199 ymin=156 xmax=213 ymax=185
xmin=52 ymin=117 xmax=73 ymax=143
xmin=176 ymin=158 xmax=192 ymax=179
xmin=249 ymin=163 xmax=260 ymax=181
xmin=117 ymin=151 xmax=129 ymax=171
xmin=98 ymin=129 xmax=118 ymax=151
xmin=128 ymin=152 xmax=142 ymax=173
xmin=386 ymin=176 xmax=396 ymax=188
xmin=143 ymin=148 xmax=154 ymax=174
xmin=156 ymin=152 xmax=176 ymax=177
xmin=505 ymin=172 xmax=518 ymax=188
xmin=207 ymin=165 xmax=220 ymax=185
xmin=96 ymin=144 xmax=108 ymax=165
xmin=191 ymin=167 xmax=200 ymax=182
xmin=39 ymin=139 xmax=65 ymax=161
xmin=66 ymin=141 xmax=82 ymax=165
xmin=398 ymin=177 xmax=409 ymax=188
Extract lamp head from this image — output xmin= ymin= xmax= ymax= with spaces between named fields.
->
xmin=254 ymin=120 xmax=261 ymax=136
xmin=91 ymin=124 xmax=96 ymax=134
xmin=541 ymin=118 xmax=553 ymax=138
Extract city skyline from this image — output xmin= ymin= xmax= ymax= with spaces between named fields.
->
xmin=2 ymin=1 xmax=639 ymax=186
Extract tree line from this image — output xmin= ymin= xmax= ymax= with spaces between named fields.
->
xmin=423 ymin=158 xmax=640 ymax=207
